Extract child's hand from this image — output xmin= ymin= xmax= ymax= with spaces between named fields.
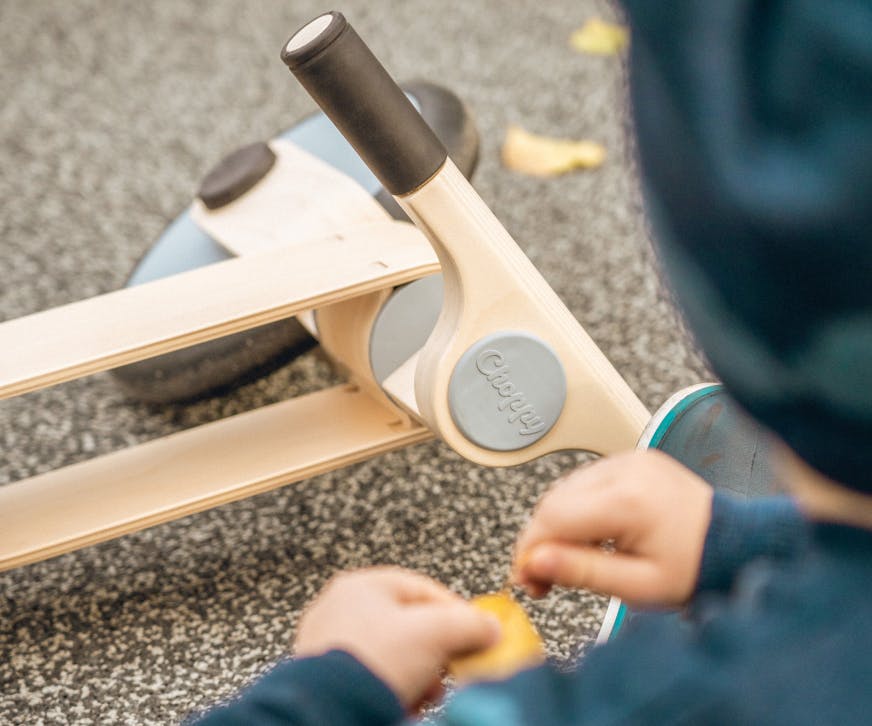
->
xmin=513 ymin=450 xmax=713 ymax=608
xmin=294 ymin=567 xmax=500 ymax=711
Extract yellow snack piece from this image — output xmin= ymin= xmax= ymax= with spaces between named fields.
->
xmin=502 ymin=125 xmax=606 ymax=177
xmin=449 ymin=592 xmax=545 ymax=683
xmin=570 ymin=17 xmax=629 ymax=56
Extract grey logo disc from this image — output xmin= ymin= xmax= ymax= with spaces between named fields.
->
xmin=448 ymin=331 xmax=566 ymax=451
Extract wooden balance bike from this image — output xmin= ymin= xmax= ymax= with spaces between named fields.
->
xmin=0 ymin=11 xmax=775 ymax=641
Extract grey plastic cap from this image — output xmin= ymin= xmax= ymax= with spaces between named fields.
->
xmin=448 ymin=332 xmax=566 ymax=451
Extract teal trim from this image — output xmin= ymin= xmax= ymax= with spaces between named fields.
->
xmin=648 ymin=384 xmax=722 ymax=449
xmin=612 ymin=602 xmax=627 ymax=635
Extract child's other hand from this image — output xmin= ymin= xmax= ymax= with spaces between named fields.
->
xmin=294 ymin=567 xmax=500 ymax=711
xmin=513 ymin=450 xmax=713 ymax=608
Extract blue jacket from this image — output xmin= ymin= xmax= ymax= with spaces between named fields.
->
xmin=624 ymin=0 xmax=872 ymax=489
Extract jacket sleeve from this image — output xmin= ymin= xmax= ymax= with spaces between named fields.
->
xmin=436 ymin=612 xmax=732 ymax=726
xmin=693 ymin=492 xmax=808 ymax=597
xmin=187 ymin=650 xmax=405 ymax=726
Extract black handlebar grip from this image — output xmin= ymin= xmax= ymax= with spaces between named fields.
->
xmin=281 ymin=11 xmax=448 ymax=196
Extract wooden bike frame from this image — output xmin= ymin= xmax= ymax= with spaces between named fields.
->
xmin=0 ymin=13 xmax=653 ymax=572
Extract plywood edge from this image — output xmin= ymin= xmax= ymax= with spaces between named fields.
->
xmin=0 ymin=222 xmax=439 ymax=400
xmin=0 ymin=384 xmax=433 ymax=571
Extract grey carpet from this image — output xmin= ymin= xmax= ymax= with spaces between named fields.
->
xmin=0 ymin=1 xmax=708 ymax=723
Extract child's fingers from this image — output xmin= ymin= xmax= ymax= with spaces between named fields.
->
xmin=518 ymin=542 xmax=662 ymax=603
xmin=365 ymin=567 xmax=461 ymax=605
xmin=515 ymin=483 xmax=638 ymax=565
xmin=416 ymin=603 xmax=502 ymax=658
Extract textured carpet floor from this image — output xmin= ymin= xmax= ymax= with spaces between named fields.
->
xmin=0 ymin=1 xmax=708 ymax=723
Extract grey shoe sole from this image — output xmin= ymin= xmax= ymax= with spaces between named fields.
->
xmin=597 ymin=383 xmax=779 ymax=642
